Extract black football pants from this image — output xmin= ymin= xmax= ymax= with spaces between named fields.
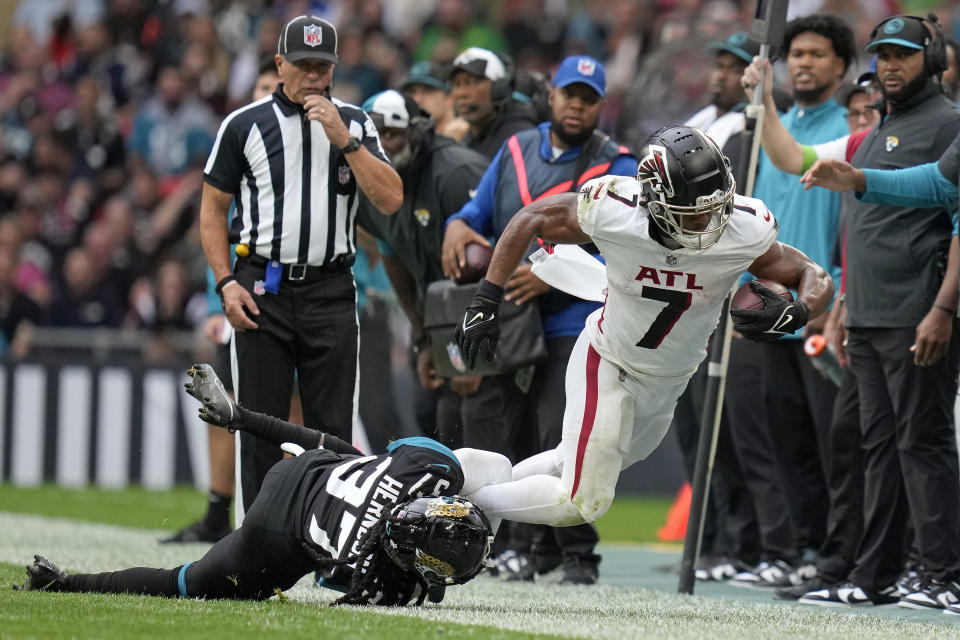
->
xmin=62 ymin=456 xmax=318 ymax=599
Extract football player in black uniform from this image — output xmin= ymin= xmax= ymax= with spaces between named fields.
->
xmin=15 ymin=365 xmax=502 ymax=606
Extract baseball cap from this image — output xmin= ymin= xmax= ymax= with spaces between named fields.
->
xmin=278 ymin=15 xmax=338 ymax=64
xmin=855 ymin=56 xmax=878 ymax=85
xmin=399 ymin=61 xmax=449 ymax=91
xmin=866 ymin=16 xmax=927 ymax=53
xmin=451 ymin=47 xmax=507 ymax=82
xmin=708 ymin=32 xmax=761 ymax=64
xmin=552 ymin=55 xmax=606 ymax=97
xmin=362 ymin=90 xmax=410 ymax=129
xmin=834 ymin=82 xmax=873 ymax=107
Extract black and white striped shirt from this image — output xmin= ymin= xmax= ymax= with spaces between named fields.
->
xmin=203 ymin=85 xmax=388 ymax=266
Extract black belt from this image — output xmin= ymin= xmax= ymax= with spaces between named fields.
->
xmin=239 ymin=254 xmax=354 ymax=282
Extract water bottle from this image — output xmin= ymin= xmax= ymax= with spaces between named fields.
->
xmin=804 ymin=335 xmax=843 ymax=386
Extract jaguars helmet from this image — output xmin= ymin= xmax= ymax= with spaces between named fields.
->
xmin=382 ymin=496 xmax=493 ymax=590
xmin=637 ymin=125 xmax=735 ymax=250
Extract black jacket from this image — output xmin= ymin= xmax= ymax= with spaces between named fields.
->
xmin=461 ymin=100 xmax=538 ymax=160
xmin=357 ymin=123 xmax=489 ymax=301
xmin=846 ymin=79 xmax=960 ymax=327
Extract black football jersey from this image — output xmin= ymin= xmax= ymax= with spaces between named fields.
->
xmin=293 ymin=437 xmax=465 ymax=573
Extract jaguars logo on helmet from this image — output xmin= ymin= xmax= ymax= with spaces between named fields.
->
xmin=382 ymin=496 xmax=493 ymax=593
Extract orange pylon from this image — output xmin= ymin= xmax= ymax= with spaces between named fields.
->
xmin=657 ymin=482 xmax=691 ymax=541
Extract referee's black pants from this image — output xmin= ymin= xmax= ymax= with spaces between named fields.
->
xmin=759 ymin=338 xmax=836 ymax=556
xmin=62 ymin=454 xmax=320 ymax=599
xmin=233 ymin=259 xmax=358 ymax=514
xmin=847 ymin=325 xmax=960 ymax=592
xmin=725 ymin=339 xmax=799 ymax=564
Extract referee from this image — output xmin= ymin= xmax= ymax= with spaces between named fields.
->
xmin=199 ymin=15 xmax=402 ymax=520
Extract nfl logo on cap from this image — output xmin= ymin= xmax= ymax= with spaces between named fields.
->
xmin=304 ymin=24 xmax=323 ymax=47
xmin=279 ymin=16 xmax=338 ymax=64
xmin=553 ymin=55 xmax=606 ymax=97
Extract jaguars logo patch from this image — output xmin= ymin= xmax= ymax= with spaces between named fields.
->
xmin=882 ymin=17 xmax=905 ymax=35
xmin=414 ymin=208 xmax=430 ymax=227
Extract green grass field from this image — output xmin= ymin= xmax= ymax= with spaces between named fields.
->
xmin=2 ymin=485 xmax=958 ymax=640
xmin=0 ymin=484 xmax=676 ymax=544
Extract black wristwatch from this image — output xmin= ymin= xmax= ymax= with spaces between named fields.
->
xmin=341 ymin=136 xmax=362 ymax=154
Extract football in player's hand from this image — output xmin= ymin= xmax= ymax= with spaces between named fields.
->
xmin=455 ymin=243 xmax=493 ymax=284
xmin=731 ymin=278 xmax=793 ymax=310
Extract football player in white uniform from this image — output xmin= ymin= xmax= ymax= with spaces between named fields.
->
xmin=455 ymin=126 xmax=835 ymax=527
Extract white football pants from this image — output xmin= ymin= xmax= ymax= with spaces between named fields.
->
xmin=455 ymin=447 xmax=514 ymax=534
xmin=468 ymin=330 xmax=688 ymax=525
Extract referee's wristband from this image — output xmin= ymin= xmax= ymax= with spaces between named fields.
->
xmin=215 ymin=275 xmax=237 ymax=297
xmin=932 ymin=303 xmax=956 ymax=315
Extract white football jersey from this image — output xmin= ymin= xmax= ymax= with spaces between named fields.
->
xmin=576 ymin=175 xmax=778 ymax=378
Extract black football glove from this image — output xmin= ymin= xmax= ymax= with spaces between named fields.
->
xmin=455 ymin=280 xmax=504 ymax=369
xmin=730 ymin=281 xmax=809 ymax=342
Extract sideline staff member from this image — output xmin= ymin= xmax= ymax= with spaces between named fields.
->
xmin=199 ymin=15 xmax=402 ymax=519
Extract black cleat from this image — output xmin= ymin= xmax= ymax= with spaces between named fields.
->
xmin=559 ymin=554 xmax=600 ymax=586
xmin=14 ymin=555 xmax=67 ymax=591
xmin=160 ymin=520 xmax=232 ymax=544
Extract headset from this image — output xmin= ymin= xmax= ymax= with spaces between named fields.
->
xmin=451 ymin=49 xmax=516 ymax=109
xmin=490 ymin=51 xmax=516 ymax=105
xmin=403 ymin=93 xmax=433 ymax=152
xmin=869 ymin=14 xmax=947 ymax=76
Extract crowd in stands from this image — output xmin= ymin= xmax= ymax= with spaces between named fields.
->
xmin=4 ymin=0 xmax=960 ymax=610
xmin=0 ymin=0 xmax=957 ymax=359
